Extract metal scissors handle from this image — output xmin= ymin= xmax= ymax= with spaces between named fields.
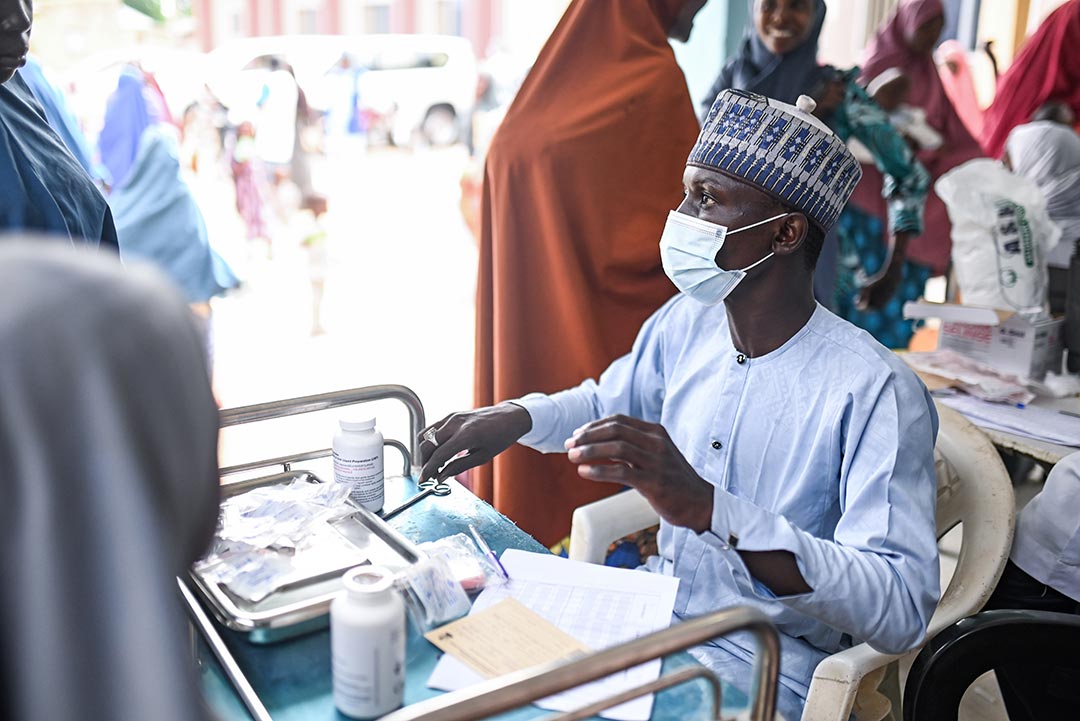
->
xmin=380 ymin=478 xmax=451 ymax=521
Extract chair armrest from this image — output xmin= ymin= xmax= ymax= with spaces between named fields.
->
xmin=569 ymin=490 xmax=659 ymax=563
xmin=801 ymin=641 xmax=906 ymax=721
xmin=800 ymin=586 xmax=993 ymax=721
xmin=923 ymin=566 xmax=998 ymax=640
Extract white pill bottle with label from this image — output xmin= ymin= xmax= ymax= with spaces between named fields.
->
xmin=333 ymin=417 xmax=384 ymax=511
xmin=331 ymin=567 xmax=406 ymax=719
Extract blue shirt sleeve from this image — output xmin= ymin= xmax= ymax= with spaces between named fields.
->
xmin=512 ymin=296 xmax=676 ymax=452
xmin=700 ymin=366 xmax=941 ymax=655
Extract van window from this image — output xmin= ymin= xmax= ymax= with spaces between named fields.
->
xmin=242 ymin=55 xmax=280 ymax=71
xmin=368 ymin=51 xmax=450 ymax=71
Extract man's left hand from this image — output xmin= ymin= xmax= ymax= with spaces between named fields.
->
xmin=565 ymin=415 xmax=713 ymax=533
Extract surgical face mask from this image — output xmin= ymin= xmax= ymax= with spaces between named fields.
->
xmin=659 ymin=209 xmax=789 ymax=305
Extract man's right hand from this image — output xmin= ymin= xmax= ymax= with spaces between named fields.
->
xmin=417 ymin=403 xmax=533 ymax=481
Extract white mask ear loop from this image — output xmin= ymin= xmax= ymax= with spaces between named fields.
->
xmin=726 ymin=212 xmax=790 ymax=272
xmin=740 ymin=250 xmax=775 ymax=273
xmin=726 ymin=211 xmax=791 ymax=236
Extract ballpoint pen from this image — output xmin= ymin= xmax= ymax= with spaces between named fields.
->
xmin=468 ymin=523 xmax=511 ymax=581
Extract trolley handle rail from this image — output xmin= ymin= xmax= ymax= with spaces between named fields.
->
xmin=379 ymin=606 xmax=780 ymax=721
xmin=218 ymin=385 xmax=426 ymax=478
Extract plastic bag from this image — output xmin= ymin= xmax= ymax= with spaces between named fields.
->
xmin=936 ymin=159 xmax=1061 ymax=312
xmin=397 ymin=556 xmax=471 ymax=631
xmin=396 ymin=533 xmax=508 ymax=631
xmin=418 ymin=533 xmax=507 ymax=594
xmin=196 ymin=480 xmax=365 ymax=602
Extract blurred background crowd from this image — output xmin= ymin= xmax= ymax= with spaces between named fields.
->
xmin=15 ymin=0 xmax=1080 ymax=469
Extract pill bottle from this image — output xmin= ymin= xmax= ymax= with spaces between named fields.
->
xmin=333 ymin=417 xmax=384 ymax=512
xmin=331 ymin=567 xmax=406 ymax=719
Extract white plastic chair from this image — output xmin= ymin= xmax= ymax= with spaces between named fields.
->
xmin=568 ymin=402 xmax=1016 ymax=721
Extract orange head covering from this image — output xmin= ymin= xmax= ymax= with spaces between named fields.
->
xmin=474 ymin=0 xmax=700 ymax=544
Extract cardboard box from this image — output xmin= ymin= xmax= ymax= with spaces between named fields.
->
xmin=903 ymin=301 xmax=1063 ymax=380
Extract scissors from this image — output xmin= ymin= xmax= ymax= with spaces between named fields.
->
xmin=380 ymin=478 xmax=451 ymax=521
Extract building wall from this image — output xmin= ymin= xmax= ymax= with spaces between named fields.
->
xmin=671 ymin=0 xmax=743 ymax=111
xmin=34 ymin=0 xmax=193 ymax=70
xmin=491 ymin=0 xmax=566 ymax=60
xmin=193 ymin=0 xmax=500 ymax=57
xmin=978 ymin=0 xmax=1070 ymax=67
xmin=813 ymin=0 xmax=1068 ymax=72
xmin=817 ymin=0 xmax=901 ymax=68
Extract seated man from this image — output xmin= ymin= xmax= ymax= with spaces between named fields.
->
xmin=420 ymin=89 xmax=940 ymax=718
xmin=984 ymin=451 xmax=1080 ymax=718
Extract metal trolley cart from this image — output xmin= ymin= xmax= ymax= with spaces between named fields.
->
xmin=180 ymin=385 xmax=781 ymax=721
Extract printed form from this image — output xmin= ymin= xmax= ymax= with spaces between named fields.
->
xmin=940 ymin=394 xmax=1080 ymax=446
xmin=427 ymin=549 xmax=680 ymax=721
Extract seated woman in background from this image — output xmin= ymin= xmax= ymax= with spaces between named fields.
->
xmin=0 ymin=240 xmax=220 ymax=721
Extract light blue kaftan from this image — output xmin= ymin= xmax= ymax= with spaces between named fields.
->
xmin=513 ymin=295 xmax=940 ymax=716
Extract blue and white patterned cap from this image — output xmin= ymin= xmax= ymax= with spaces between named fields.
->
xmin=688 ymin=89 xmax=862 ymax=234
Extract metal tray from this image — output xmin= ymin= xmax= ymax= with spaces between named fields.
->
xmin=189 ymin=470 xmax=425 ymax=644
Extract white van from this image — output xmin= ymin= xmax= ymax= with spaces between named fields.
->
xmin=207 ymin=34 xmax=477 ymax=146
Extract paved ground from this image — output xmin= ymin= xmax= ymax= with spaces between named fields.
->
xmin=191 ymin=144 xmax=478 ymax=468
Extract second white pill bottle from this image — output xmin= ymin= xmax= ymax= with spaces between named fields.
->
xmin=331 ymin=566 xmax=406 ymax=719
xmin=333 ymin=417 xmax=384 ymax=511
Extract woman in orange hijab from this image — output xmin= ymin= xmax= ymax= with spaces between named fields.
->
xmin=472 ymin=0 xmax=704 ymax=545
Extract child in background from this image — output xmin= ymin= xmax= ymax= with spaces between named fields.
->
xmin=849 ymin=68 xmax=943 ymax=163
xmin=230 ymin=121 xmax=269 ymax=245
xmin=299 ymin=196 xmax=329 ymax=336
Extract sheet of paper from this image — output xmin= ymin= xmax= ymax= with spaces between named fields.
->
xmin=427 ymin=549 xmax=679 ymax=721
xmin=940 ymin=394 xmax=1080 ymax=447
xmin=425 ymin=598 xmax=590 ymax=678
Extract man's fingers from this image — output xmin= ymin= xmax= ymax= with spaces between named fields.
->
xmin=577 ymin=463 xmax=642 ymax=486
xmin=567 ymin=418 xmax=663 ymax=452
xmin=572 ymin=414 xmax=658 ymax=437
xmin=566 ymin=440 xmax=650 ymax=468
xmin=419 ymin=431 xmax=473 ymax=481
xmin=419 ymin=436 xmax=437 ymax=465
xmin=602 ymin=414 xmax=662 ymax=433
xmin=417 ymin=413 xmax=455 ymax=464
xmin=437 ymin=451 xmax=493 ymax=481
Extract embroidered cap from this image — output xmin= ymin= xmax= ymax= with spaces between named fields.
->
xmin=688 ymin=89 xmax=862 ymax=234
